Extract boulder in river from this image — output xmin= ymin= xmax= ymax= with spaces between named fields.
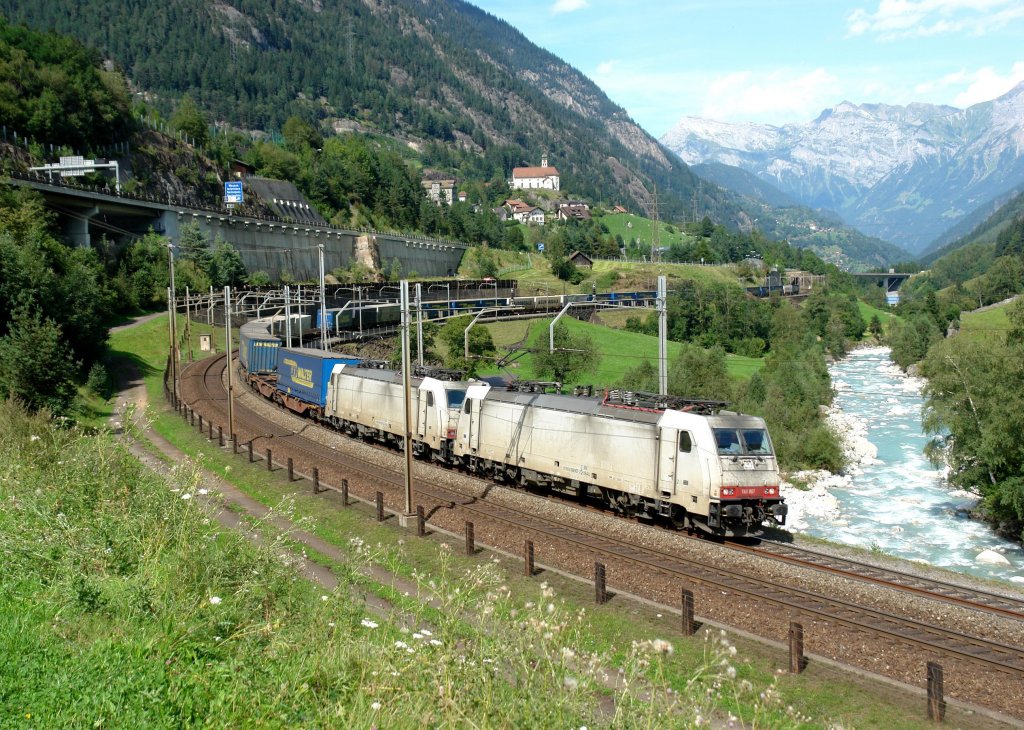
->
xmin=975 ymin=549 xmax=1012 ymax=566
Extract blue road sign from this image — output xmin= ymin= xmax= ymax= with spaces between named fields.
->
xmin=537 ymin=243 xmax=545 ymax=252
xmin=224 ymin=181 xmax=244 ymax=204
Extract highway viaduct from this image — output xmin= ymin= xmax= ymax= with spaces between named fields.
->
xmin=5 ymin=172 xmax=468 ymax=281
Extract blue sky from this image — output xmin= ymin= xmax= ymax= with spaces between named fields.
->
xmin=467 ymin=0 xmax=1024 ymax=135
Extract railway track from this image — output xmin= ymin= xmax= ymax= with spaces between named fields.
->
xmin=178 ymin=354 xmax=1024 ymax=696
xmin=747 ymin=538 xmax=1024 ymax=621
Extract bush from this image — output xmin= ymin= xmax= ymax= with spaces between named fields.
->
xmin=86 ymin=362 xmax=110 ymax=399
xmin=800 ymin=423 xmax=844 ymax=471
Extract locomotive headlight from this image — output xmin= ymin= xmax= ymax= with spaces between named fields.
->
xmin=764 ymin=486 xmax=778 ymax=496
xmin=721 ymin=487 xmax=735 ymax=496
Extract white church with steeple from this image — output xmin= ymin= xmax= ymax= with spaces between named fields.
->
xmin=510 ymin=154 xmax=560 ymax=191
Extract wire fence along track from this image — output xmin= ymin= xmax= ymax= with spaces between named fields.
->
xmin=177 ymin=354 xmax=1024 ymax=682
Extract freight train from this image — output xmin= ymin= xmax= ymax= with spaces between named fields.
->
xmin=237 ymin=319 xmax=786 ymax=536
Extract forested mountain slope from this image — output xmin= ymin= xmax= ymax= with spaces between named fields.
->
xmin=0 ymin=0 xmax=723 ymax=223
xmin=921 ymin=190 xmax=1024 ymax=266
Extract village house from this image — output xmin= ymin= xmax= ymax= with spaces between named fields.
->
xmin=510 ymin=154 xmax=560 ymax=191
xmin=503 ymin=198 xmax=545 ymax=225
xmin=513 ymin=205 xmax=545 ymax=225
xmin=421 ymin=176 xmax=456 ymax=206
xmin=556 ymin=202 xmax=591 ymax=222
xmin=568 ymin=250 xmax=593 ymax=269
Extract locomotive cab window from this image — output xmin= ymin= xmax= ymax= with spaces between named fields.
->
xmin=714 ymin=428 xmax=773 ymax=455
xmin=678 ymin=431 xmax=693 ymax=453
xmin=447 ymin=389 xmax=466 ymax=408
xmin=741 ymin=429 xmax=773 ymax=455
xmin=463 ymin=399 xmax=472 ymax=414
xmin=713 ymin=428 xmax=743 ymax=455
xmin=426 ymin=392 xmax=434 ymax=407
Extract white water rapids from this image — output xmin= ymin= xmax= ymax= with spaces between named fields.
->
xmin=781 ymin=346 xmax=1024 ymax=585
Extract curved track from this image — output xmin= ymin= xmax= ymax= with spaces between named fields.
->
xmin=179 ymin=354 xmax=1024 ymax=694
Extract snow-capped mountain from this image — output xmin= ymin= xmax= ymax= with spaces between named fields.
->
xmin=661 ymin=83 xmax=1024 ymax=254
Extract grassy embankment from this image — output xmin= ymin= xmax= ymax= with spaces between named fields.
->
xmin=857 ymin=301 xmax=898 ymax=335
xmin=0 ymin=312 xmax=975 ymax=727
xmin=472 ymin=316 xmax=762 ymax=385
xmin=594 ymin=213 xmax=695 ymax=252
xmin=959 ymin=301 xmax=1012 ymax=342
xmin=508 ymin=258 xmax=737 ymax=299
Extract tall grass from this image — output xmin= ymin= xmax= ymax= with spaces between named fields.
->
xmin=0 ymin=400 xmax=815 ymax=727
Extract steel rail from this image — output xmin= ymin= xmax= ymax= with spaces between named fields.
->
xmin=179 ymin=354 xmax=1024 ymax=679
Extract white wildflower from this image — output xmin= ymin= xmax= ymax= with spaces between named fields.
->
xmin=181 ymin=493 xmax=193 ymax=501
xmin=371 ymin=701 xmax=381 ymax=711
xmin=650 ymin=639 xmax=674 ymax=655
xmin=361 ymin=618 xmax=378 ymax=629
xmin=429 ymin=639 xmax=442 ymax=646
xmin=208 ymin=596 xmax=222 ymax=605
xmin=29 ymin=435 xmax=40 ymax=442
xmin=198 ymin=488 xmax=209 ymax=495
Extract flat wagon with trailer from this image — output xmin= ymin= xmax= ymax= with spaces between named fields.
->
xmin=275 ymin=347 xmax=362 ymax=417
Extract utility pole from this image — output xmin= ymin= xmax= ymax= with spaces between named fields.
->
xmin=399 ymin=280 xmax=415 ymax=526
xmin=658 ymin=275 xmax=667 ymax=396
xmin=185 ymin=286 xmax=193 ymax=362
xmin=415 ymin=282 xmax=424 ymax=366
xmin=166 ymin=243 xmax=178 ymax=408
xmin=651 ymin=184 xmax=660 ymax=263
xmin=318 ymin=244 xmax=327 ymax=351
xmin=224 ymin=286 xmax=235 ymax=439
xmin=284 ymin=285 xmax=292 ymax=347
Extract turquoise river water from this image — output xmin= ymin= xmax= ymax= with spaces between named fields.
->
xmin=796 ymin=346 xmax=1024 ymax=585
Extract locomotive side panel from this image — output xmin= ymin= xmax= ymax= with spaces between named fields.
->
xmin=457 ymin=394 xmax=659 ymax=495
xmin=329 ymin=370 xmax=410 ymax=435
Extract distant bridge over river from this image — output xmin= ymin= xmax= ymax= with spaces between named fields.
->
xmin=851 ymin=271 xmax=911 ymax=305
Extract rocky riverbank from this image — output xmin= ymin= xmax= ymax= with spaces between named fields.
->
xmin=777 ymin=347 xmax=1024 ymax=581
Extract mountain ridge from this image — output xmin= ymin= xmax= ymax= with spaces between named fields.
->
xmin=661 ymin=83 xmax=1024 ymax=254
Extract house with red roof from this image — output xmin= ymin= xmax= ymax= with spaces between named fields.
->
xmin=510 ymin=154 xmax=560 ymax=191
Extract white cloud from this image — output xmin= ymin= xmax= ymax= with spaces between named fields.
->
xmin=699 ymin=68 xmax=841 ymax=125
xmin=912 ymin=63 xmax=1024 ymax=106
xmin=591 ymin=62 xmax=843 ymax=130
xmin=847 ymin=0 xmax=1024 ymax=39
xmin=952 ymin=63 xmax=1024 ymax=105
xmin=551 ymin=0 xmax=588 ymax=14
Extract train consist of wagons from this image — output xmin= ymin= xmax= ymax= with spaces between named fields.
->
xmin=238 ymin=319 xmax=787 ymax=537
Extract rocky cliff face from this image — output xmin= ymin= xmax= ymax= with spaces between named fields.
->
xmin=661 ymin=83 xmax=1024 ymax=254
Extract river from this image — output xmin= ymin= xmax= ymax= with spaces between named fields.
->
xmin=781 ymin=346 xmax=1024 ymax=585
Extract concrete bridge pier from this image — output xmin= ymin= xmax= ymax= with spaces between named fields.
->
xmin=61 ymin=205 xmax=99 ymax=247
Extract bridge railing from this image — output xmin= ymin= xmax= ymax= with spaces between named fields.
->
xmin=5 ymin=168 xmax=469 ymax=249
